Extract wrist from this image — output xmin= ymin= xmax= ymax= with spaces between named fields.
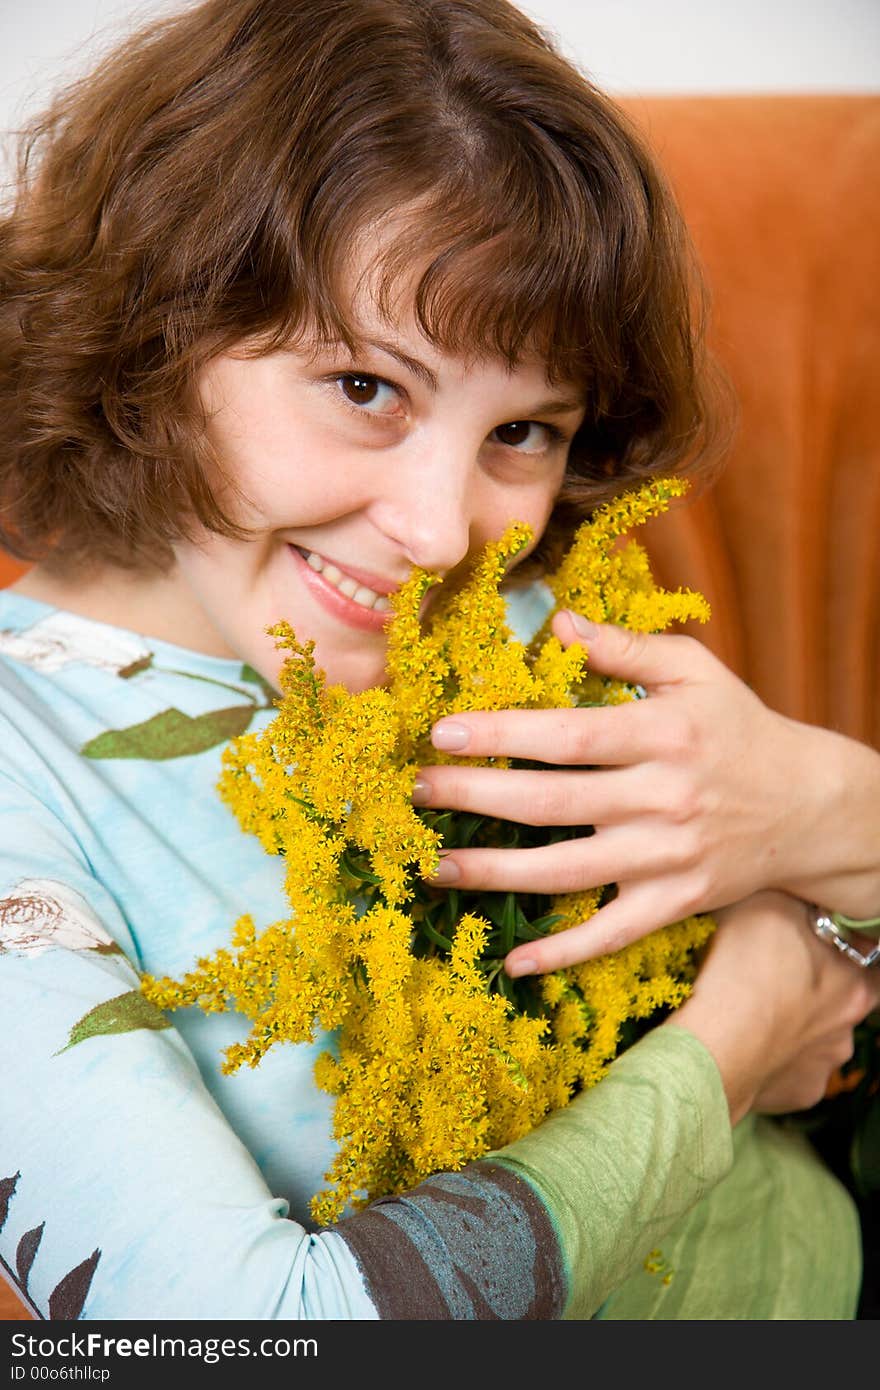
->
xmin=807 ymin=904 xmax=880 ymax=965
xmin=775 ymin=721 xmax=880 ymax=918
xmin=664 ymin=1008 xmax=761 ymax=1127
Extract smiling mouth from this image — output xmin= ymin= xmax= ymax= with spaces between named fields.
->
xmin=292 ymin=546 xmax=394 ymax=613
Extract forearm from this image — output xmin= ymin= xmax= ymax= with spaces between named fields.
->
xmin=774 ymin=719 xmax=880 ymax=923
xmin=484 ymin=1026 xmax=733 ymax=1319
xmin=666 ymin=985 xmax=769 ymax=1126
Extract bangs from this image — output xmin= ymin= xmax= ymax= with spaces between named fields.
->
xmin=358 ymin=194 xmax=598 ymax=385
xmin=255 ymin=110 xmax=660 ymax=401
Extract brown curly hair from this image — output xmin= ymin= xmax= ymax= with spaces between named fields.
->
xmin=0 ymin=0 xmax=731 ymax=577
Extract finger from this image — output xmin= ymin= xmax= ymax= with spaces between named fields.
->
xmin=551 ymin=611 xmax=708 ymax=690
xmin=413 ymin=764 xmax=653 ymax=826
xmin=503 ymin=877 xmax=701 ymax=975
xmin=430 ymin=702 xmax=662 ymax=765
xmin=426 ymin=824 xmax=693 ymax=903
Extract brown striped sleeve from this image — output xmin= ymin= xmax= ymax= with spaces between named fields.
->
xmin=335 ymin=1160 xmax=566 ymax=1319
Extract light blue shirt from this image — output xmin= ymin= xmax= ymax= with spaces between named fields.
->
xmin=0 ymin=585 xmax=552 ymax=1319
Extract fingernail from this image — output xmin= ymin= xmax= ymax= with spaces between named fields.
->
xmin=411 ymin=776 xmax=431 ymax=806
xmin=431 ymin=720 xmax=471 ymax=751
xmin=427 ymin=856 xmax=460 ymax=885
xmin=506 ymin=956 xmax=538 ymax=978
xmin=567 ymin=611 xmax=599 ymax=640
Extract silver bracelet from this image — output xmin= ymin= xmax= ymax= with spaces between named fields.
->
xmin=808 ymin=905 xmax=880 ymax=968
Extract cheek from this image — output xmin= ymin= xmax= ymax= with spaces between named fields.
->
xmin=480 ymin=476 xmax=562 ymax=551
xmin=206 ymin=426 xmax=365 ymax=529
xmin=173 ymin=534 xmax=247 ymax=597
xmin=533 ymin=480 xmax=563 ymax=533
xmin=532 ymin=463 xmax=568 ymax=533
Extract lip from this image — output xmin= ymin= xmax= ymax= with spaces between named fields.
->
xmin=288 ymin=544 xmax=393 ymax=633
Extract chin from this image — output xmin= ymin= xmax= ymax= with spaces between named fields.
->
xmin=316 ymin=641 xmax=389 ymax=693
xmin=249 ymin=636 xmax=387 ymax=695
xmin=232 ymin=597 xmax=390 ymax=693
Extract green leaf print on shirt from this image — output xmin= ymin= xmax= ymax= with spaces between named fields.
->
xmin=55 ymin=989 xmax=170 ymax=1054
xmin=81 ymin=704 xmax=256 ymax=760
xmin=240 ymin=663 xmax=278 ymax=704
xmin=81 ymin=661 xmax=274 ymax=760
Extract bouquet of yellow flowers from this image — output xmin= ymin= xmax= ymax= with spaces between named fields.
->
xmin=143 ymin=477 xmax=716 ymax=1225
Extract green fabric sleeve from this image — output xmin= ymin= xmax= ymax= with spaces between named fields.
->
xmin=488 ymin=1024 xmax=733 ymax=1319
xmin=599 ymin=1113 xmax=861 ymax=1319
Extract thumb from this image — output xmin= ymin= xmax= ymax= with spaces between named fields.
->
xmin=551 ymin=609 xmax=694 ymax=688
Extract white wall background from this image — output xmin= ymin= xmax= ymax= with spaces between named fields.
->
xmin=1 ymin=0 xmax=878 ymax=153
xmin=2 ymin=0 xmax=879 ymax=122
xmin=527 ymin=0 xmax=880 ymax=93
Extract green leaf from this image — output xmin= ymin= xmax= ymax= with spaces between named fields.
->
xmin=340 ymin=851 xmax=381 ymax=885
xmin=55 ymin=989 xmax=171 ymax=1054
xmin=80 ymin=705 xmax=256 ymax=760
xmin=500 ymin=892 xmax=517 ymax=954
xmin=420 ymin=920 xmax=455 ymax=952
xmin=483 ymin=896 xmax=509 ymax=929
xmin=518 ymin=912 xmax=563 ymax=941
xmin=456 ymin=813 xmax=485 ymax=848
xmin=497 ymin=972 xmax=517 ymax=1006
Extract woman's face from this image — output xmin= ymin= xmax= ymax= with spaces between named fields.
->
xmin=173 ymin=291 xmax=586 ymax=691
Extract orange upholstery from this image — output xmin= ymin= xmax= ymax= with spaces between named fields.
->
xmin=0 ymin=96 xmax=877 ymax=1324
xmin=0 ymin=552 xmax=22 ymax=588
xmin=621 ymin=96 xmax=880 ymax=749
xmin=0 ymin=1282 xmax=26 ymax=1320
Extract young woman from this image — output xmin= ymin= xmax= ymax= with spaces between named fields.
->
xmin=1 ymin=0 xmax=878 ymax=1320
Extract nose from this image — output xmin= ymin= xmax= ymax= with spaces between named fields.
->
xmin=368 ymin=439 xmax=476 ymax=575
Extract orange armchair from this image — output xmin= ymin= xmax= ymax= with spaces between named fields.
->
xmin=622 ymin=95 xmax=880 ymax=750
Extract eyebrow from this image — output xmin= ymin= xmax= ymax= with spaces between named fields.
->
xmin=362 ymin=336 xmax=586 ymax=417
xmin=365 ymin=337 xmax=439 ymax=390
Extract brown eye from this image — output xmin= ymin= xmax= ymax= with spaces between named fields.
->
xmin=495 ymin=421 xmax=528 ymax=445
xmin=494 ymin=421 xmax=548 ymax=450
xmin=341 ymin=374 xmax=380 ymax=405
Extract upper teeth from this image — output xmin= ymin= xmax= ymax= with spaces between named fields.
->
xmin=302 ymin=549 xmax=392 ymax=612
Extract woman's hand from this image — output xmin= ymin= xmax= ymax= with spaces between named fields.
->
xmin=413 ymin=611 xmax=880 ymax=975
xmin=666 ymin=892 xmax=880 ymax=1125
